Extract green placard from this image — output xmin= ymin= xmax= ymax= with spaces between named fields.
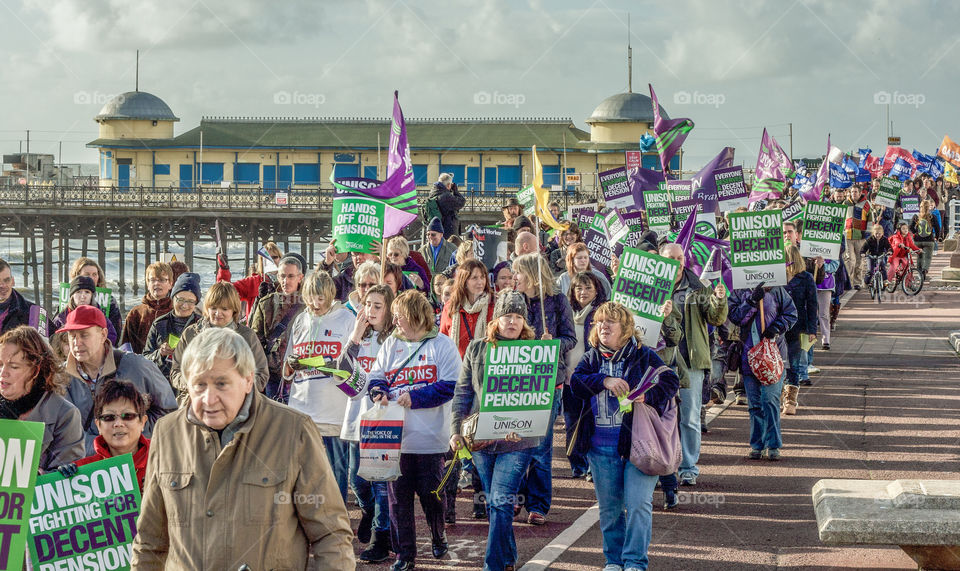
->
xmin=475 ymin=340 xmax=559 ymax=440
xmin=0 ymin=419 xmax=45 ymax=571
xmin=517 ymin=185 xmax=537 ymax=217
xmin=611 ymin=247 xmax=681 ymax=348
xmin=28 ymin=455 xmax=141 ymax=571
xmin=59 ymin=284 xmax=113 ymax=317
xmin=643 ymin=189 xmax=671 ymax=234
xmin=332 ymin=197 xmax=385 ymax=254
xmin=875 ymin=177 xmax=901 ymax=209
xmin=729 ymin=210 xmax=787 ymax=289
xmin=167 ymin=333 xmax=180 ymax=349
xmin=799 ymin=201 xmax=845 ymax=259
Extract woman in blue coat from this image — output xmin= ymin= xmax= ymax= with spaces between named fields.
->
xmin=782 ymin=246 xmax=817 ymax=415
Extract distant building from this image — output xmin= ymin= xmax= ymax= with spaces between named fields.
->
xmin=87 ymin=90 xmax=680 ymax=193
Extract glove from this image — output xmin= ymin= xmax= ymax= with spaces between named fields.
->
xmin=216 ymin=253 xmax=229 ymax=271
xmin=286 ymin=354 xmax=310 ymax=372
xmin=761 ymin=328 xmax=777 ymax=339
xmin=56 ymin=463 xmax=78 ymax=477
xmin=748 ymin=282 xmax=766 ymax=305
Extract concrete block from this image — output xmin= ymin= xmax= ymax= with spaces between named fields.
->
xmin=813 ymin=479 xmax=960 ymax=569
xmin=944 ymin=238 xmax=958 ymax=252
xmin=950 ymin=331 xmax=960 ymax=355
xmin=943 ymin=268 xmax=960 ymax=281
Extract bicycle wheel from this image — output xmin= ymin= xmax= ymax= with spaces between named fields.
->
xmin=902 ymin=268 xmax=923 ymax=296
xmin=873 ymin=273 xmax=883 ymax=304
xmin=884 ymin=274 xmax=899 ymax=294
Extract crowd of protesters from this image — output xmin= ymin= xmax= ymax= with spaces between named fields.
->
xmin=1 ymin=168 xmax=955 ymax=571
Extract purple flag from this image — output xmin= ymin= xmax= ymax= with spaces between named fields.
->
xmin=674 ymin=207 xmax=734 ymax=292
xmin=331 ymin=91 xmax=417 ymax=238
xmin=803 ymin=134 xmax=831 ymax=202
xmin=650 ymin=84 xmax=694 ymax=172
xmin=691 ymin=147 xmax=735 ymax=213
xmin=628 ymin=166 xmax=668 ymax=209
xmin=755 ymin=128 xmax=792 ymax=182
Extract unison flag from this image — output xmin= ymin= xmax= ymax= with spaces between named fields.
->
xmin=829 ymin=162 xmax=853 ymax=188
xmin=331 ymin=91 xmax=417 ymax=241
xmin=755 ymin=128 xmax=792 ymax=182
xmin=804 ymin=134 xmax=833 ymax=203
xmin=649 ymin=84 xmax=694 ymax=172
xmin=691 ymin=147 xmax=735 ymax=211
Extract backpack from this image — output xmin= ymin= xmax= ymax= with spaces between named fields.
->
xmin=423 ymin=198 xmax=442 ymax=224
xmin=915 ymin=218 xmax=933 ymax=239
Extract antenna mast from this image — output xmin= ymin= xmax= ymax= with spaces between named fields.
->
xmin=627 ymin=14 xmax=632 ymax=92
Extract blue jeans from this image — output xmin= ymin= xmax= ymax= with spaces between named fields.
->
xmin=678 ymin=369 xmax=704 ymax=479
xmin=742 ymin=372 xmax=784 ymax=451
xmin=473 ymin=447 xmax=535 ymax=571
xmin=348 ymin=441 xmax=390 ymax=532
xmin=519 ymin=388 xmax=561 ymax=515
xmin=785 ymin=338 xmax=808 ymax=387
xmin=322 ymin=435 xmax=349 ymax=504
xmin=587 ymin=446 xmax=658 ymax=569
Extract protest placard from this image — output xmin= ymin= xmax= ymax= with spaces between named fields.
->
xmin=714 ymin=166 xmax=749 ymax=211
xmin=603 ymin=209 xmax=630 ymax=245
xmin=643 ymin=190 xmax=671 ymax=234
xmin=28 ymin=455 xmax=141 ymax=571
xmin=517 ymin=185 xmax=537 ymax=217
xmin=610 ymin=247 xmax=680 ymax=347
xmin=469 ymin=226 xmax=507 ymax=269
xmin=671 ymin=199 xmax=718 ymax=237
xmin=665 ymin=180 xmax=692 ymax=202
xmin=332 ymin=197 xmax=385 ymax=254
xmin=0 ymin=420 xmax=44 ymax=571
xmin=582 ymin=215 xmax=614 ymax=275
xmin=901 ymin=194 xmax=920 ymax=221
xmin=599 ymin=167 xmax=633 ymax=209
xmin=729 ymin=210 xmax=787 ymax=288
xmin=782 ymin=197 xmax=805 ymax=222
xmin=625 ymin=150 xmax=642 ymax=170
xmin=875 ymin=177 xmax=901 ymax=209
xmin=475 ymin=340 xmax=559 ymax=440
xmin=799 ymin=201 xmax=846 ymax=258
xmin=568 ymin=203 xmax=597 ymax=231
xmin=59 ymin=284 xmax=114 ymax=317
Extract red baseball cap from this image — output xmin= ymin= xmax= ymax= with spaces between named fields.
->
xmin=56 ymin=304 xmax=107 ymax=333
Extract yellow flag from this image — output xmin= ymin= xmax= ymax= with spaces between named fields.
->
xmin=532 ymin=145 xmax=569 ymax=232
xmin=945 ymin=162 xmax=959 ymax=185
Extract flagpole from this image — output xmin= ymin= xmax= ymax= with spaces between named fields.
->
xmin=380 ymin=235 xmax=391 ymax=286
xmin=536 ymin=251 xmax=548 ymax=337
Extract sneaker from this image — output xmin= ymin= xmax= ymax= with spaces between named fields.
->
xmin=527 ymin=512 xmax=546 ymax=525
xmin=735 ymin=394 xmax=748 ymax=405
xmin=854 ymin=284 xmax=861 ymax=290
xmin=472 ymin=507 xmax=487 ymax=520
xmin=679 ymin=473 xmax=697 ymax=486
xmin=444 ymin=513 xmax=456 ymax=524
xmin=799 ymin=379 xmax=813 ymax=387
xmin=663 ymin=490 xmax=679 ymax=510
xmin=585 ymin=472 xmax=593 ymax=482
xmin=748 ymin=449 xmax=763 ymax=460
xmin=602 ymin=565 xmax=623 ymax=571
xmin=822 ymin=343 xmax=830 ymax=351
xmin=807 ymin=365 xmax=821 ymax=375
xmin=710 ymin=385 xmax=726 ymax=405
xmin=766 ymin=448 xmax=782 ymax=461
xmin=390 ymin=560 xmax=415 ymax=571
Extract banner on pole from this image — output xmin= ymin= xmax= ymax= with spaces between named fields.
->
xmin=475 ymin=340 xmax=560 ymax=440
xmin=729 ymin=210 xmax=787 ymax=288
xmin=610 ymin=247 xmax=680 ymax=347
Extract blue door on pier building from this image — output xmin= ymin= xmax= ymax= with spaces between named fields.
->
xmin=117 ymin=164 xmax=130 ymax=188
xmin=179 ymin=165 xmax=193 ymax=192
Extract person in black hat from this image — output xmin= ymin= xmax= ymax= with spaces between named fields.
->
xmin=144 ymin=272 xmax=203 ymax=379
xmin=419 ymin=217 xmax=457 ymax=279
xmin=50 ymin=275 xmax=119 ymax=344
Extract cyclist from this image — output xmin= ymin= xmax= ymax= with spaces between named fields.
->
xmin=862 ymin=224 xmax=891 ymax=289
xmin=887 ymin=222 xmax=921 ymax=284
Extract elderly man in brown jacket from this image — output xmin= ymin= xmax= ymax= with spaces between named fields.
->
xmin=131 ymin=327 xmax=355 ymax=570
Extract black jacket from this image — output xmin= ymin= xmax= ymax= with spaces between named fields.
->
xmin=0 ymin=289 xmax=39 ymax=334
xmin=143 ymin=310 xmax=202 ymax=378
xmin=429 ymin=182 xmax=466 ymax=238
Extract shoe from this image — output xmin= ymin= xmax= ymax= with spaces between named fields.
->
xmin=663 ymin=490 xmax=679 ymax=510
xmin=432 ymin=537 xmax=448 ymax=558
xmin=782 ymin=385 xmax=798 ymax=415
xmin=679 ymin=473 xmax=697 ymax=486
xmin=807 ymin=365 xmax=821 ymax=375
xmin=359 ymin=530 xmax=393 ymax=563
xmin=527 ymin=512 xmax=546 ymax=525
xmin=854 ymin=284 xmax=861 ymax=290
xmin=700 ymin=423 xmax=710 ymax=435
xmin=766 ymin=448 xmax=782 ymax=461
xmin=602 ymin=565 xmax=623 ymax=571
xmin=799 ymin=379 xmax=813 ymax=387
xmin=626 ymin=567 xmax=645 ymax=571
xmin=444 ymin=512 xmax=456 ymax=524
xmin=822 ymin=343 xmax=830 ymax=351
xmin=748 ymin=449 xmax=763 ymax=460
xmin=390 ymin=560 xmax=415 ymax=571
xmin=585 ymin=472 xmax=593 ymax=482
xmin=357 ymin=507 xmax=374 ymax=544
xmin=472 ymin=507 xmax=487 ymax=519
xmin=571 ymin=469 xmax=586 ymax=479
xmin=735 ymin=394 xmax=748 ymax=405
xmin=710 ymin=385 xmax=726 ymax=405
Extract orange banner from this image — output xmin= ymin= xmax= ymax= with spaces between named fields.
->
xmin=936 ymin=135 xmax=960 ymax=169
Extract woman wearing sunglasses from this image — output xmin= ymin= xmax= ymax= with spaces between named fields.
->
xmin=64 ymin=379 xmax=151 ymax=490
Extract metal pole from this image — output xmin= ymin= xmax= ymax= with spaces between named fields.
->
xmin=25 ymin=130 xmax=30 ymax=185
xmin=788 ymin=123 xmax=793 ymax=162
xmin=58 ymin=141 xmax=63 ymax=186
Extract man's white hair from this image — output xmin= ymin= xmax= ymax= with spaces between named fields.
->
xmin=181 ymin=327 xmax=255 ymax=383
xmin=439 ymin=173 xmax=453 ymax=184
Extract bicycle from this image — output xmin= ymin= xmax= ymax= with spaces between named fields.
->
xmin=884 ymin=250 xmax=923 ymax=296
xmin=865 ymin=254 xmax=887 ymax=303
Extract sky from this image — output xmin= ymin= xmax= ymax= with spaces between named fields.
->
xmin=1 ymin=0 xmax=957 ymax=172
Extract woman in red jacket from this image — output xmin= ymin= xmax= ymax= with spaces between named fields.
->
xmin=439 ymin=259 xmax=495 ymax=357
xmin=887 ymin=222 xmax=921 ymax=282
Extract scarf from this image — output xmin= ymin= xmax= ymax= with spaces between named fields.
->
xmin=0 ymin=379 xmax=46 ymax=420
xmin=449 ymin=293 xmax=490 ymax=345
xmin=573 ymin=304 xmax=593 ymax=325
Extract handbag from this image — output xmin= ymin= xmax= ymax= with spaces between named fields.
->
xmin=459 ymin=412 xmax=493 ymax=452
xmin=746 ymin=298 xmax=784 ymax=386
xmin=629 ymin=398 xmax=681 ymax=476
xmin=357 ymin=403 xmax=404 ymax=481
